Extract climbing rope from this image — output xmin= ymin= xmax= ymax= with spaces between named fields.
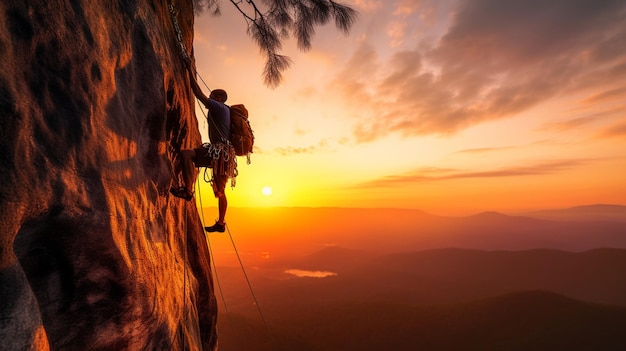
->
xmin=196 ymin=176 xmax=241 ymax=349
xmin=224 ymin=223 xmax=279 ymax=351
xmin=179 ymin=200 xmax=188 ymax=350
xmin=168 ymin=2 xmax=273 ymax=348
xmin=167 ymin=7 xmax=190 ymax=346
xmin=196 ymin=180 xmax=278 ymax=351
xmin=169 ymin=0 xmax=241 ymax=188
xmin=167 ymin=1 xmax=191 ymax=62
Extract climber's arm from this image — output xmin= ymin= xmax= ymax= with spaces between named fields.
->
xmin=182 ymin=55 xmax=210 ymax=106
xmin=187 ymin=70 xmax=210 ymax=106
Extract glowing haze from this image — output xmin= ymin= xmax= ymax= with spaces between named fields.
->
xmin=191 ymin=0 xmax=626 ymax=215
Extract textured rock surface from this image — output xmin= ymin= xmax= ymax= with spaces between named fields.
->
xmin=0 ymin=0 xmax=217 ymax=349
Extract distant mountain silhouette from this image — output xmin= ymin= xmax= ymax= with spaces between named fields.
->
xmin=225 ymin=206 xmax=626 ymax=257
xmin=524 ymin=204 xmax=626 ymax=222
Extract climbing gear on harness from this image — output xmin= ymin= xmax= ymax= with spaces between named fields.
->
xmin=199 ymin=142 xmax=238 ymax=188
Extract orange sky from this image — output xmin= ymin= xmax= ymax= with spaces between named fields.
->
xmin=189 ymin=0 xmax=626 ymax=215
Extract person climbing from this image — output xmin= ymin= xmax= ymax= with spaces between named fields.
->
xmin=170 ymin=66 xmax=236 ymax=233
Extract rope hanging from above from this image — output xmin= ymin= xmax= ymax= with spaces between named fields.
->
xmin=168 ymin=2 xmax=192 ymax=62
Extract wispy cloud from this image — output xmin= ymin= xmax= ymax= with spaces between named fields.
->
xmin=453 ymin=146 xmax=517 ymax=155
xmin=294 ymin=127 xmax=310 ymax=136
xmin=540 ymin=105 xmax=626 ymax=132
xmin=272 ymin=138 xmax=333 ymax=156
xmin=333 ymin=0 xmax=626 ymax=141
xmin=273 ymin=145 xmax=320 ymax=155
xmin=351 ymin=0 xmax=383 ymax=12
xmin=354 ymin=159 xmax=590 ymax=188
xmin=453 ymin=140 xmax=554 ymax=155
xmin=539 ymin=116 xmax=599 ymax=132
xmin=579 ymin=86 xmax=626 ymax=105
xmin=598 ymin=121 xmax=626 ymax=138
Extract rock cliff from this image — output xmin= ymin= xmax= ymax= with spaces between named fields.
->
xmin=0 ymin=0 xmax=217 ymax=349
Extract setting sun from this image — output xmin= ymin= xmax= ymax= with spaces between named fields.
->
xmin=262 ymin=186 xmax=273 ymax=197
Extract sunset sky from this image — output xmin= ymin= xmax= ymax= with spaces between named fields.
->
xmin=190 ymin=0 xmax=626 ymax=215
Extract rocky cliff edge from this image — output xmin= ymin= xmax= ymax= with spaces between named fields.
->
xmin=0 ymin=1 xmax=217 ymax=349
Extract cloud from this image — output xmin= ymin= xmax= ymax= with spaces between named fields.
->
xmin=354 ymin=159 xmax=590 ymax=188
xmin=272 ymin=138 xmax=333 ymax=155
xmin=598 ymin=121 xmax=626 ymax=138
xmin=351 ymin=0 xmax=383 ymax=12
xmin=273 ymin=145 xmax=319 ymax=155
xmin=294 ymin=127 xmax=309 ymax=136
xmin=453 ymin=146 xmax=517 ymax=154
xmin=387 ymin=21 xmax=408 ymax=47
xmin=539 ymin=105 xmax=626 ymax=132
xmin=579 ymin=86 xmax=626 ymax=105
xmin=539 ymin=116 xmax=599 ymax=132
xmin=386 ymin=0 xmax=433 ymax=47
xmin=334 ymin=0 xmax=626 ymax=140
xmin=453 ymin=140 xmax=553 ymax=154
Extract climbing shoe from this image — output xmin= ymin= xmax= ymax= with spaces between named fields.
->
xmin=205 ymin=222 xmax=225 ymax=233
xmin=170 ymin=187 xmax=193 ymax=201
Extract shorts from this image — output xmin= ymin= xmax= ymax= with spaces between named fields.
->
xmin=194 ymin=146 xmax=228 ymax=197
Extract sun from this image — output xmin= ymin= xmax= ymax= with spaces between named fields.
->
xmin=262 ymin=186 xmax=273 ymax=197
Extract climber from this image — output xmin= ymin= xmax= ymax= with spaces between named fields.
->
xmin=170 ymin=67 xmax=234 ymax=233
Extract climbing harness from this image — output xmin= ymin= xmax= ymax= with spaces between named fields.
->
xmin=195 ymin=99 xmax=239 ymax=189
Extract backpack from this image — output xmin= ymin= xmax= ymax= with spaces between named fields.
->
xmin=229 ymin=104 xmax=254 ymax=158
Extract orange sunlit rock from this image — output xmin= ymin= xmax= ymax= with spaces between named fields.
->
xmin=0 ymin=1 xmax=217 ymax=349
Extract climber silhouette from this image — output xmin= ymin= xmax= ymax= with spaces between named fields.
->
xmin=170 ymin=65 xmax=234 ymax=233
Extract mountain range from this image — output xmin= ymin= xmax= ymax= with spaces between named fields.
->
xmin=221 ymin=204 xmax=626 ymax=261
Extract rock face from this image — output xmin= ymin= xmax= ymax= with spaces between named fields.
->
xmin=0 ymin=1 xmax=217 ymax=349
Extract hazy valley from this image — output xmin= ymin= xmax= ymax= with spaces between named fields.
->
xmin=203 ymin=205 xmax=626 ymax=350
